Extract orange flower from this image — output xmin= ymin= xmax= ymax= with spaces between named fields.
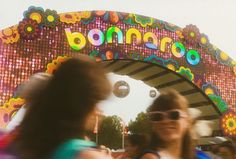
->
xmin=176 ymin=30 xmax=184 ymax=39
xmin=0 ymin=26 xmax=20 ymax=44
xmin=94 ymin=11 xmax=128 ymax=24
xmin=46 ymin=56 xmax=70 ymax=74
xmin=59 ymin=13 xmax=78 ymax=24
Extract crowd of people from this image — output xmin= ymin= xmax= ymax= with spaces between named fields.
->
xmin=0 ymin=57 xmax=235 ymax=159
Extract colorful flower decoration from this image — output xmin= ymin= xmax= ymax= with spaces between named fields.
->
xmin=194 ymin=75 xmax=204 ymax=88
xmin=80 ymin=12 xmax=95 ymax=24
xmin=164 ymin=22 xmax=179 ymax=32
xmin=176 ymin=66 xmax=194 ymax=82
xmin=0 ymin=25 xmax=20 ymax=44
xmin=23 ymin=6 xmax=45 ymax=26
xmin=59 ymin=12 xmax=78 ymax=24
xmin=72 ymin=12 xmax=82 ymax=22
xmin=89 ymin=50 xmax=126 ymax=61
xmin=199 ymin=33 xmax=210 ymax=48
xmin=123 ymin=14 xmax=137 ymax=26
xmin=134 ymin=14 xmax=154 ymax=27
xmin=206 ymin=44 xmax=217 ymax=57
xmin=144 ymin=54 xmax=164 ymax=66
xmin=208 ymin=94 xmax=228 ymax=113
xmin=100 ymin=50 xmax=123 ymax=60
xmin=73 ymin=11 xmax=93 ymax=23
xmin=101 ymin=50 xmax=115 ymax=60
xmin=231 ymin=60 xmax=236 ymax=66
xmin=220 ymin=111 xmax=236 ymax=136
xmin=150 ymin=19 xmax=165 ymax=29
xmin=202 ymin=82 xmax=219 ymax=96
xmin=80 ymin=11 xmax=92 ymax=19
xmin=233 ymin=66 xmax=236 ymax=76
xmin=215 ymin=49 xmax=231 ymax=66
xmin=89 ymin=50 xmax=102 ymax=62
xmin=18 ymin=19 xmax=41 ymax=40
xmin=164 ymin=59 xmax=179 ymax=71
xmin=127 ymin=52 xmax=144 ymax=60
xmin=43 ymin=9 xmax=59 ymax=28
xmin=0 ymin=98 xmax=25 ymax=128
xmin=176 ymin=29 xmax=184 ymax=39
xmin=182 ymin=24 xmax=200 ymax=44
xmin=94 ymin=11 xmax=128 ymax=24
xmin=46 ymin=56 xmax=70 ymax=74
xmin=81 ymin=16 xmax=95 ymax=24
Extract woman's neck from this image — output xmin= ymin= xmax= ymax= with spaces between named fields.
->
xmin=159 ymin=140 xmax=182 ymax=159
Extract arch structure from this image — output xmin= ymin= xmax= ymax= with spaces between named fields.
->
xmin=0 ymin=7 xmax=235 ymax=136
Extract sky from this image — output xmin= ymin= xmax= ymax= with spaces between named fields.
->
xmin=1 ymin=0 xmax=236 ymax=125
xmin=0 ymin=0 xmax=235 ymax=60
xmin=100 ymin=73 xmax=156 ymax=124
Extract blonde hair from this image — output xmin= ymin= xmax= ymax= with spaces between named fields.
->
xmin=147 ymin=89 xmax=195 ymax=159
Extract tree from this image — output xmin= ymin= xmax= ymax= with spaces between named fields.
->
xmin=128 ymin=112 xmax=151 ymax=134
xmin=98 ymin=115 xmax=123 ymax=150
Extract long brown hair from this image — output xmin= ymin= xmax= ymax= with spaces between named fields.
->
xmin=14 ymin=57 xmax=111 ymax=159
xmin=147 ymin=89 xmax=196 ymax=159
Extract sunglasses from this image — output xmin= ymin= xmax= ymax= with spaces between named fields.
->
xmin=147 ymin=109 xmax=188 ymax=122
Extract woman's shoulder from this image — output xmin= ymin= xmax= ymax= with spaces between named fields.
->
xmin=51 ymin=139 xmax=97 ymax=159
xmin=65 ymin=139 xmax=96 ymax=148
xmin=78 ymin=149 xmax=112 ymax=159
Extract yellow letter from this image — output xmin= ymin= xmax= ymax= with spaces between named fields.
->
xmin=126 ymin=28 xmax=142 ymax=45
xmin=160 ymin=37 xmax=172 ymax=52
xmin=65 ymin=28 xmax=86 ymax=51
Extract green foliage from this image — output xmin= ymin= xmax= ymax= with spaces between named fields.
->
xmin=98 ymin=115 xmax=123 ymax=150
xmin=128 ymin=112 xmax=151 ymax=134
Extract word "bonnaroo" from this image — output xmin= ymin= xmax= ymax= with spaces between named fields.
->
xmin=65 ymin=26 xmax=201 ymax=66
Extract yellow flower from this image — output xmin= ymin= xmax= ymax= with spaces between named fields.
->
xmin=0 ymin=25 xmax=20 ymax=44
xmin=219 ymin=52 xmax=229 ymax=61
xmin=205 ymin=88 xmax=214 ymax=95
xmin=221 ymin=111 xmax=236 ymax=136
xmin=80 ymin=11 xmax=92 ymax=19
xmin=60 ymin=13 xmax=77 ymax=24
xmin=176 ymin=30 xmax=184 ymax=39
xmin=29 ymin=12 xmax=43 ymax=24
xmin=166 ymin=64 xmax=176 ymax=71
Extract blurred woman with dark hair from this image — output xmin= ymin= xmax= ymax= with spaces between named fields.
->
xmin=140 ymin=89 xmax=196 ymax=159
xmin=12 ymin=57 xmax=111 ymax=159
xmin=0 ymin=72 xmax=52 ymax=159
xmin=6 ymin=72 xmax=52 ymax=131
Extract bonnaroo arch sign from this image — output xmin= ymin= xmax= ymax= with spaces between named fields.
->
xmin=0 ymin=6 xmax=235 ymax=136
